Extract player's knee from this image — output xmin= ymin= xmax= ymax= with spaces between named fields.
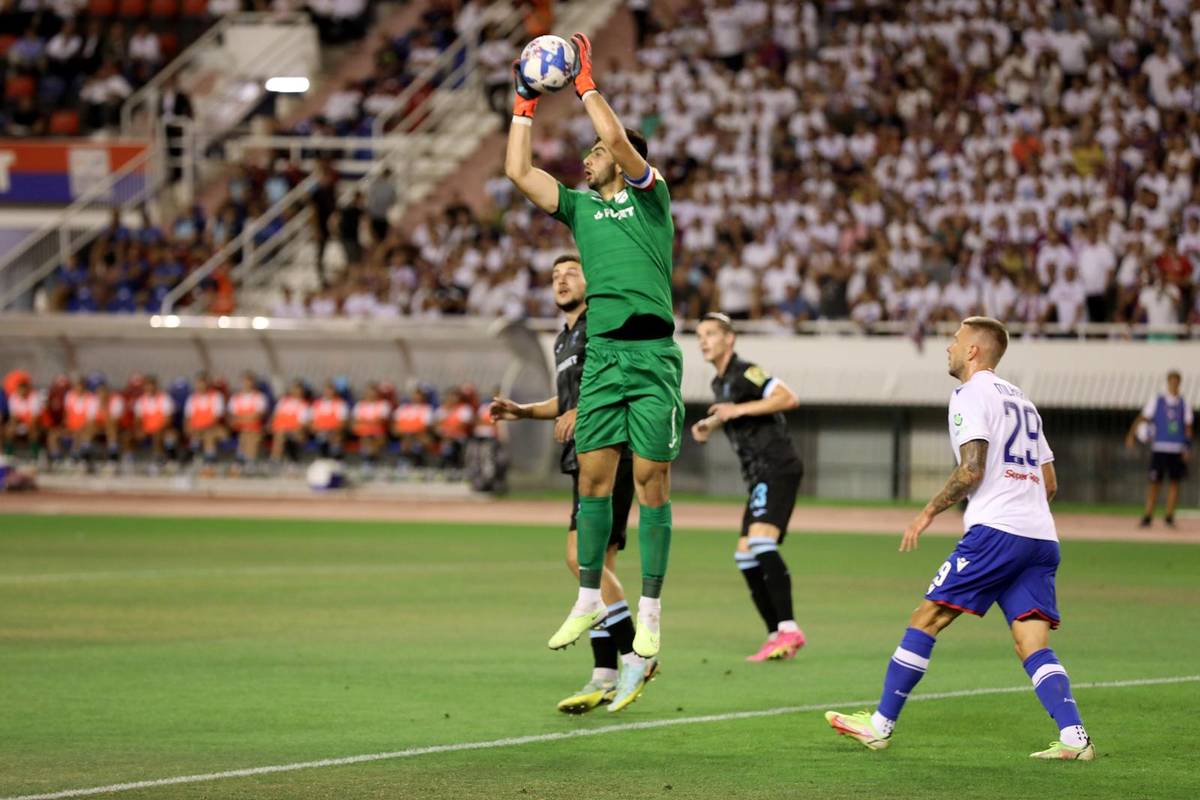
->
xmin=909 ymin=601 xmax=957 ymax=635
xmin=633 ymin=468 xmax=669 ymax=505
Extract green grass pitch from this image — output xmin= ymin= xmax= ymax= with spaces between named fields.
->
xmin=2 ymin=513 xmax=1198 ymax=799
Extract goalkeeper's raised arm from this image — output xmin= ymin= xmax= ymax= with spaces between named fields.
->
xmin=504 ymin=61 xmax=559 ymax=214
xmin=570 ymin=32 xmax=652 ymax=189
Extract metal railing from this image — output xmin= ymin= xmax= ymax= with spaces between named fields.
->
xmin=0 ymin=142 xmax=164 ymax=312
xmin=160 ymin=174 xmax=317 ymax=313
xmin=371 ymin=2 xmax=525 ymax=137
xmin=120 ymin=11 xmax=313 ymax=139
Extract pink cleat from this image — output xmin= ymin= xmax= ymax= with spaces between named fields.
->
xmin=745 ymin=635 xmax=782 ymax=662
xmin=768 ymin=629 xmax=807 ymax=660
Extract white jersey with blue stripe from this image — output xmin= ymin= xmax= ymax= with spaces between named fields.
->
xmin=948 ymin=370 xmax=1058 ymax=542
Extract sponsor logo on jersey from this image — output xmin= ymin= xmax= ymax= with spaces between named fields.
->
xmin=556 ymin=354 xmax=579 ymax=373
xmin=953 ymin=413 xmax=963 ymax=427
xmin=956 ymin=557 xmax=970 ymax=572
xmin=593 ymin=206 xmax=636 ymax=221
xmin=1003 ymin=468 xmax=1041 ymax=484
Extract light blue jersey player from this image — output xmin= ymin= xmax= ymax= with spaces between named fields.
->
xmin=825 ymin=317 xmax=1095 ymax=761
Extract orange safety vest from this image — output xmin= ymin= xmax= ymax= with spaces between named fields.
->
xmin=135 ymin=392 xmax=173 ymax=434
xmin=229 ymin=391 xmax=267 ymax=432
xmin=271 ymin=397 xmax=309 ymax=433
xmin=473 ymin=402 xmax=498 ymax=439
xmin=8 ymin=392 xmax=42 ymax=425
xmin=64 ymin=390 xmax=98 ymax=432
xmin=310 ymin=398 xmax=347 ymax=433
xmin=352 ymin=399 xmax=391 ymax=437
xmin=186 ymin=390 xmax=224 ymax=430
xmin=438 ymin=403 xmax=473 ymax=440
xmin=392 ymin=403 xmax=432 ymax=435
xmin=94 ymin=394 xmax=125 ymax=426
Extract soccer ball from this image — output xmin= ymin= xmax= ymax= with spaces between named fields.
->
xmin=306 ymin=458 xmax=346 ymax=491
xmin=519 ymin=34 xmax=577 ymax=94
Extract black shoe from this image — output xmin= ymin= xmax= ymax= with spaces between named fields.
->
xmin=1139 ymin=515 xmax=1152 ymax=528
xmin=1165 ymin=516 xmax=1176 ymax=529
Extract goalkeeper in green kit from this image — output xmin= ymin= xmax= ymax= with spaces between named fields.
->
xmin=506 ymin=33 xmax=682 ymax=669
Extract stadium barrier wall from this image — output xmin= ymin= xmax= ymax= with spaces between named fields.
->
xmin=0 ymin=315 xmax=1194 ymax=505
xmin=0 ymin=314 xmax=554 ymax=478
xmin=545 ymin=332 xmax=1200 ymax=507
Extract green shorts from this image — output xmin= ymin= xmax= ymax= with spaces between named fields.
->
xmin=574 ymin=336 xmax=684 ymax=463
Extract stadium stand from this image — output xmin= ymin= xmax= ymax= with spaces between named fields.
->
xmin=289 ymin=0 xmax=1197 ymax=332
xmin=36 ymin=154 xmax=315 ymax=314
xmin=0 ymin=0 xmax=373 ymax=137
xmin=9 ymin=0 xmax=1200 ymax=333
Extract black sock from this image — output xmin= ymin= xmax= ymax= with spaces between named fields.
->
xmin=606 ymin=601 xmax=636 ymax=655
xmin=589 ymin=630 xmax=618 ymax=671
xmin=736 ymin=552 xmax=778 ymax=634
xmin=751 ymin=543 xmax=795 ymax=624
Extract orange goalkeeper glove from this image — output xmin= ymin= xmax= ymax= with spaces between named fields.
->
xmin=570 ymin=32 xmax=596 ymax=98
xmin=512 ymin=61 xmax=540 ymax=119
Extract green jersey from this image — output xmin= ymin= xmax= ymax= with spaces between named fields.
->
xmin=552 ymin=174 xmax=675 ymax=337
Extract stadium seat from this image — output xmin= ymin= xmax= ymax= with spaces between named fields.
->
xmin=48 ymin=109 xmax=81 ymax=135
xmin=158 ymin=31 xmax=179 ymax=57
xmin=0 ymin=34 xmax=17 ymax=58
xmin=88 ymin=0 xmax=117 ymax=16
xmin=5 ymin=75 xmax=35 ymax=100
xmin=38 ymin=74 xmax=66 ymax=106
xmin=149 ymin=0 xmax=178 ymax=17
xmin=181 ymin=0 xmax=207 ymax=17
xmin=118 ymin=0 xmax=148 ymax=17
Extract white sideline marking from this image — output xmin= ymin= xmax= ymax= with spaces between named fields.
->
xmin=0 ymin=562 xmax=551 ymax=586
xmin=4 ymin=674 xmax=1197 ymax=800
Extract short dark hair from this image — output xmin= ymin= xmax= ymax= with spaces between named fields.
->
xmin=1168 ymin=369 xmax=1181 ymax=381
xmin=700 ymin=312 xmax=735 ymax=334
xmin=962 ymin=316 xmax=1009 ymax=363
xmin=552 ymin=253 xmax=581 ymax=269
xmin=592 ymin=129 xmax=649 ymax=160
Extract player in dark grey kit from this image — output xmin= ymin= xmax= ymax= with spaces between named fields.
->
xmin=691 ymin=312 xmax=807 ymax=662
xmin=492 ymin=255 xmax=651 ymax=713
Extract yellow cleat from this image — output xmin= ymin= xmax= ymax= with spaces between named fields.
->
xmin=632 ymin=623 xmax=660 ymax=658
xmin=557 ymin=679 xmax=616 ymax=714
xmin=824 ymin=710 xmax=890 ymax=751
xmin=547 ymin=604 xmax=607 ymax=650
xmin=607 ymin=658 xmax=659 ymax=713
xmin=1030 ymin=740 xmax=1095 ymax=760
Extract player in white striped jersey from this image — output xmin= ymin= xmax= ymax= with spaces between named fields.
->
xmin=826 ymin=317 xmax=1095 ymax=760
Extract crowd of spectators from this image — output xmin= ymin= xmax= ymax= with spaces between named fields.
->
xmin=286 ymin=0 xmax=546 ymax=141
xmin=1 ymin=367 xmax=505 ymax=480
xmin=41 ymin=156 xmax=311 ymax=313
xmin=0 ymin=0 xmax=374 ymax=137
xmin=299 ymin=0 xmax=1200 ymax=333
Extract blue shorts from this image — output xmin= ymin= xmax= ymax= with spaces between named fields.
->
xmin=925 ymin=524 xmax=1061 ymax=629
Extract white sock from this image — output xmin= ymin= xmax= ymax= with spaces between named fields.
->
xmin=871 ymin=711 xmax=895 ymax=738
xmin=767 ymin=630 xmax=780 ymax=640
xmin=1060 ymin=724 xmax=1088 ymax=747
xmin=572 ymin=587 xmax=602 ymax=613
xmin=777 ymin=620 xmax=799 ymax=633
xmin=592 ymin=667 xmax=618 ymax=684
xmin=620 ymin=651 xmax=646 ymax=668
xmin=638 ymin=596 xmax=661 ymax=630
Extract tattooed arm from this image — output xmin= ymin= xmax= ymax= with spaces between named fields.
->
xmin=900 ymin=439 xmax=988 ymax=552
